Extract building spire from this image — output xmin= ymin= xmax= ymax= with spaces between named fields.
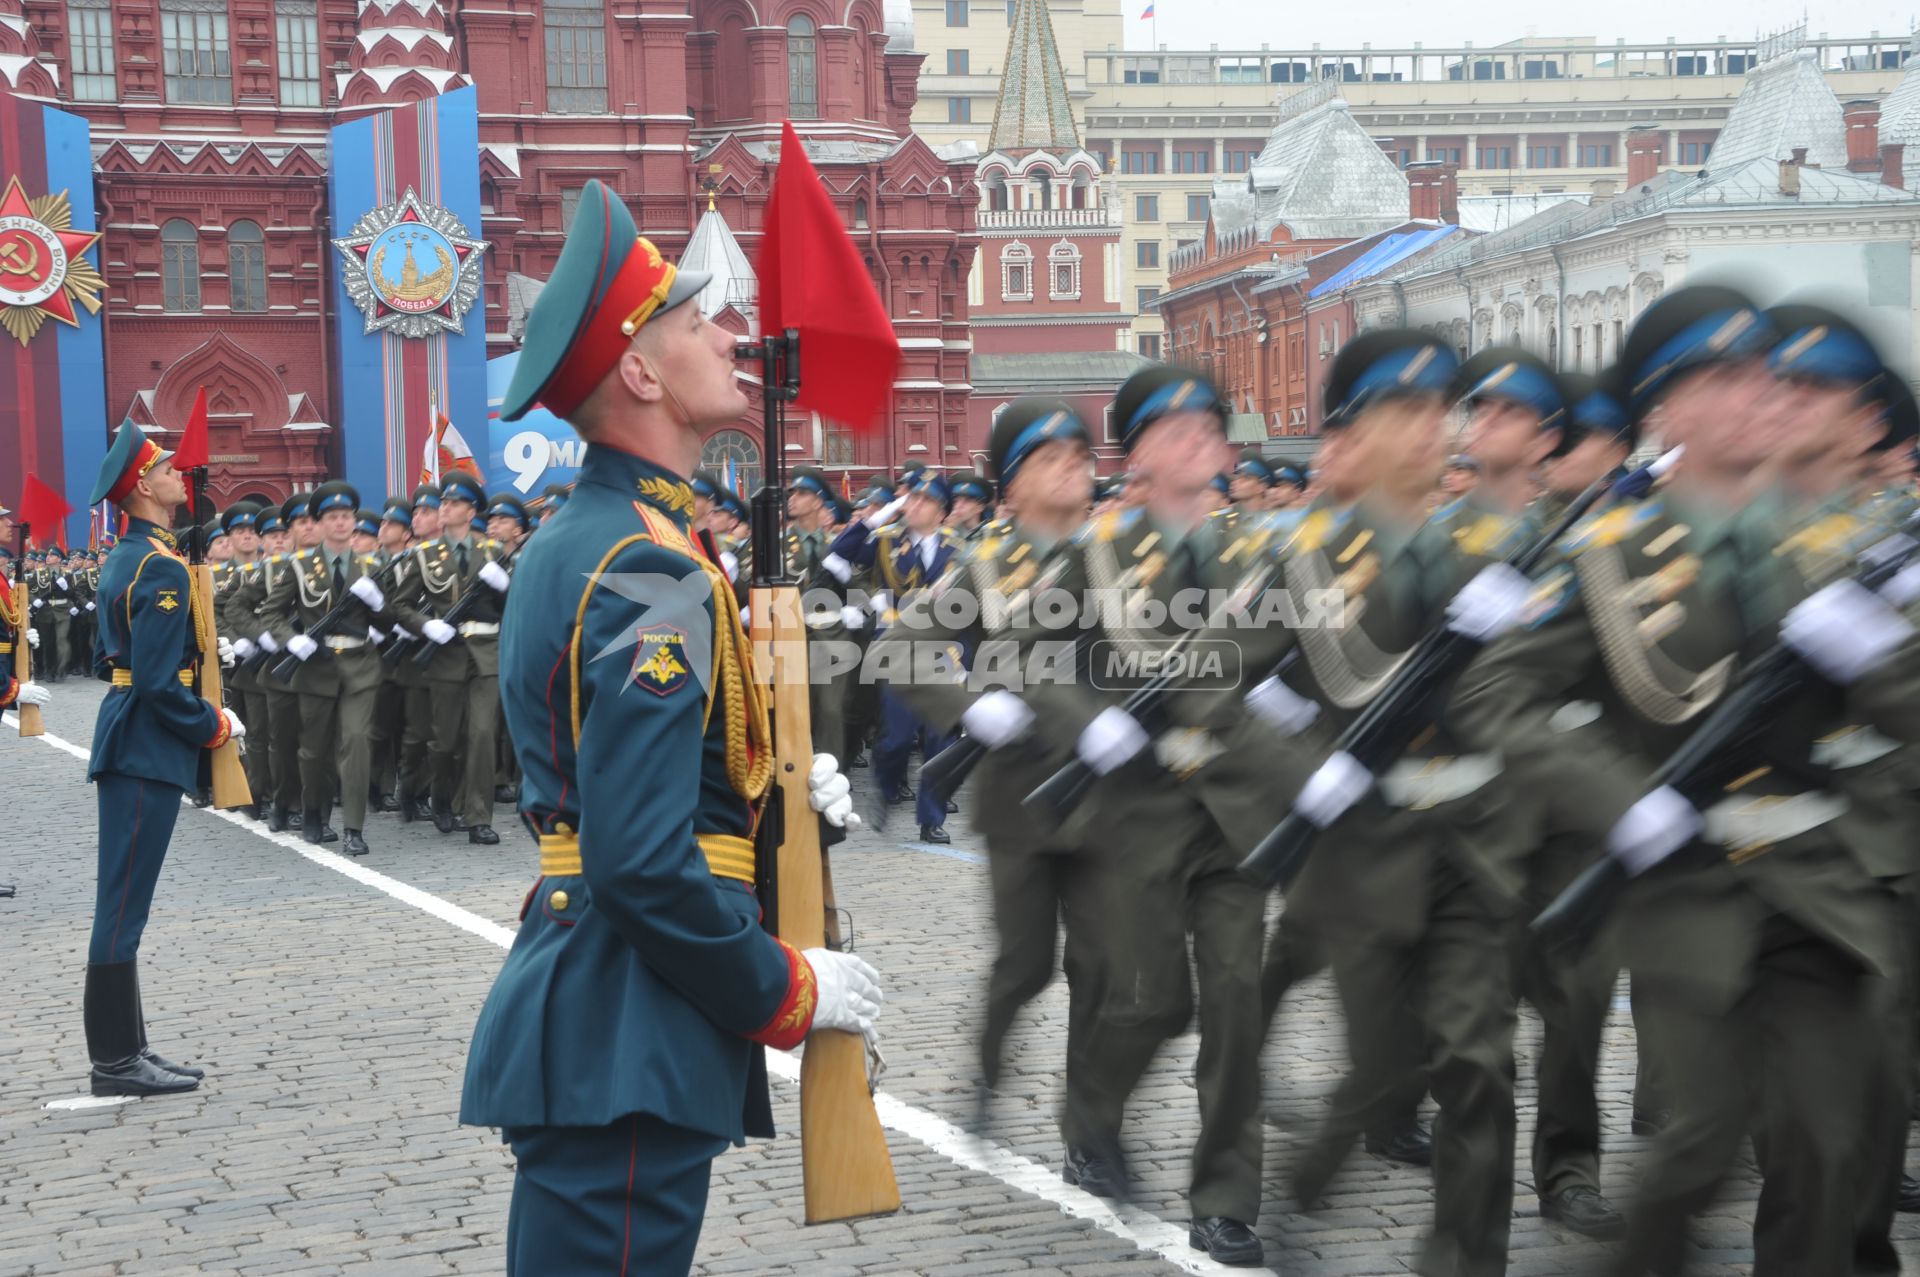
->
xmin=989 ymin=0 xmax=1080 ymax=153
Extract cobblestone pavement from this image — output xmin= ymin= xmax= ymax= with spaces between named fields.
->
xmin=5 ymin=679 xmax=1918 ymax=1276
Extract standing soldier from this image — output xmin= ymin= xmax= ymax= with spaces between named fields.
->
xmin=0 ymin=500 xmax=52 ymax=715
xmin=266 ymin=480 xmax=394 ymax=856
xmin=460 ymin=178 xmax=883 ymax=1276
xmin=391 ymin=472 xmax=509 ymax=844
xmin=82 ymin=423 xmax=245 ymax=1096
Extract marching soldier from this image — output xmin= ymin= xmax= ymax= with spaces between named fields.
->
xmin=0 ymin=500 xmax=52 ymax=715
xmin=460 ymin=178 xmax=882 ymax=1276
xmin=42 ymin=548 xmax=74 ymax=681
xmin=784 ymin=466 xmax=859 ymax=761
xmin=875 ymin=398 xmax=1108 ymax=1161
xmin=1227 ymin=447 xmax=1277 ymax=509
xmin=390 ymin=472 xmax=509 ymax=845
xmin=390 ymin=485 xmax=446 ymax=822
xmin=264 ymin=480 xmax=396 ymax=856
xmin=229 ymin=497 xmax=310 ymax=832
xmin=825 ymin=470 xmax=963 ymax=841
xmin=536 ymin=482 xmax=570 ymax=527
xmin=948 ymin=474 xmax=995 ymax=540
xmin=217 ymin=503 xmax=271 ymax=818
xmin=484 ymin=493 xmax=531 ymax=804
xmin=365 ymin=498 xmax=415 ymax=814
xmin=712 ymin=489 xmax=752 ymax=594
xmin=67 ymin=547 xmax=97 ymax=675
xmin=1453 ymin=284 xmax=1920 ymax=1275
xmin=81 ymin=422 xmax=245 ymax=1096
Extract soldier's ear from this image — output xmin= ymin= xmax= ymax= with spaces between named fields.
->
xmin=613 ymin=347 xmax=667 ymax=407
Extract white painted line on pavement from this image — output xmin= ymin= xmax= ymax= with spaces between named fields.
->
xmin=44 ymin=1095 xmax=137 ymax=1112
xmin=7 ymin=711 xmax=1275 ymax=1276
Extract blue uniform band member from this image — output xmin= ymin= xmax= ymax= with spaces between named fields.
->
xmin=83 ymin=423 xmax=246 ymax=1097
xmin=461 ymin=180 xmax=885 ymax=1276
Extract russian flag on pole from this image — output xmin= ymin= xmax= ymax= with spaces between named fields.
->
xmin=1140 ymin=2 xmax=1154 ymax=18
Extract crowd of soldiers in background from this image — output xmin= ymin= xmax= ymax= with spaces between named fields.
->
xmin=813 ymin=283 xmax=1920 ymax=1276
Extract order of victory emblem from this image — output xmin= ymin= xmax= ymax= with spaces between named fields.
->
xmin=331 ymin=187 xmax=487 ymax=339
xmin=0 ymin=175 xmax=106 ymax=347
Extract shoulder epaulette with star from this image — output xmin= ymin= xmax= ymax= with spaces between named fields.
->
xmin=1072 ymin=506 xmax=1142 ymax=546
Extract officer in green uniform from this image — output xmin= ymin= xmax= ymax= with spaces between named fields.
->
xmin=461 ymin=178 xmax=884 ymax=1277
xmin=365 ymin=497 xmax=415 ymax=813
xmin=0 ymin=500 xmax=51 ymax=714
xmin=389 ymin=485 xmax=445 ymax=822
xmin=1019 ymin=366 xmax=1267 ymax=1264
xmin=537 ymin=482 xmax=569 ymax=527
xmin=233 ymin=496 xmax=313 ymax=832
xmin=1227 ymin=447 xmax=1278 ymax=510
xmin=264 ymin=480 xmax=395 ymax=856
xmin=82 ymin=423 xmax=245 ymax=1096
xmin=784 ymin=466 xmax=860 ymax=761
xmin=484 ymin=493 xmax=531 ymax=804
xmin=43 ymin=546 xmax=74 ymax=680
xmin=875 ymin=398 xmax=1108 ymax=1164
xmin=712 ymin=489 xmax=751 ymax=594
xmin=1454 ymin=285 xmax=1920 ymax=1276
xmin=68 ymin=546 xmax=97 ymax=675
xmin=390 ymin=472 xmax=510 ymax=844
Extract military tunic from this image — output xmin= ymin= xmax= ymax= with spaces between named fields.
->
xmin=227 ymin=553 xmax=306 ymax=818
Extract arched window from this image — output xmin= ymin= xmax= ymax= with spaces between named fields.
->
xmin=1000 ymin=240 xmax=1032 ymax=301
xmin=853 ymin=197 xmax=869 ymax=228
xmin=1048 ymin=241 xmax=1081 ymax=300
xmin=1028 ymin=166 xmax=1054 ymax=211
xmin=787 ymin=15 xmax=818 ymax=120
xmin=700 ymin=429 xmax=762 ymax=496
xmin=228 ymin=219 xmax=267 ymax=312
xmin=162 ymin=219 xmax=201 ymax=312
xmin=982 ymin=170 xmax=1009 ymax=213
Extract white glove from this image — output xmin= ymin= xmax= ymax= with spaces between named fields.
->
xmin=1607 ymin=785 xmax=1701 ymax=875
xmin=1446 ymin=563 xmax=1533 ymax=642
xmin=256 ymin=631 xmax=279 ymax=654
xmin=287 ymin=634 xmax=318 ymax=662
xmin=216 ymin=706 xmax=246 ymax=742
xmin=821 ymin=552 xmax=854 ymax=585
xmin=1076 ymin=705 xmax=1149 ymax=775
xmin=54 ymin=576 xmax=67 ymax=590
xmin=423 ymin=618 xmax=456 ymax=645
xmin=231 ymin=636 xmax=256 ymax=662
xmin=349 ymin=576 xmax=385 ymax=610
xmin=1245 ymin=674 xmax=1320 ymax=736
xmin=1882 ymin=561 xmax=1920 ymax=609
xmin=67 ymin=606 xmax=78 ymax=616
xmin=1293 ymin=750 xmax=1373 ymax=829
xmin=15 ymin=680 xmax=50 ymax=707
xmin=720 ymin=550 xmax=739 ymax=580
xmin=807 ymin=753 xmax=862 ymax=830
xmin=25 ymin=628 xmax=38 ymax=649
xmin=739 ymin=606 xmax=751 ymax=627
xmin=217 ymin=636 xmax=235 ymax=669
xmin=839 ymin=604 xmax=867 ymax=631
xmin=803 ymin=947 xmax=884 ymax=1037
xmin=31 ymin=598 xmax=41 ymax=610
xmin=866 ymin=495 xmax=909 ymax=529
xmin=961 ymin=689 xmax=1034 ymax=749
xmin=368 ymin=626 xmax=384 ymax=644
xmin=391 ymin=625 xmax=415 ymax=642
xmin=1781 ymin=578 xmax=1916 ymax=686
xmin=84 ymin=601 xmax=94 ymax=612
xmin=479 ymin=560 xmax=510 ymax=593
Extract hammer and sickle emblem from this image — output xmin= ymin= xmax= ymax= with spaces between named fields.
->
xmin=0 ymin=235 xmax=41 ymax=279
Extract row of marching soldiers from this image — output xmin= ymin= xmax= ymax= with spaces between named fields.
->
xmin=198 ymin=474 xmax=573 ymax=856
xmin=849 ymin=283 xmax=1920 ymax=1276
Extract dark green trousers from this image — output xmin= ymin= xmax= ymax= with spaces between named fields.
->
xmin=1614 ymin=915 xmax=1883 ymax=1277
xmin=368 ymin=677 xmax=405 ymax=799
xmin=1308 ymin=863 xmax=1516 ymax=1277
xmin=297 ymin=659 xmax=379 ymax=829
xmin=399 ymin=680 xmax=434 ymax=802
xmin=1077 ymin=833 xmax=1266 ymax=1224
xmin=266 ymin=686 xmax=303 ymax=810
xmin=235 ymin=683 xmax=274 ymax=804
xmin=980 ymin=844 xmax=1101 ymax=1148
xmin=428 ymin=673 xmax=498 ymax=826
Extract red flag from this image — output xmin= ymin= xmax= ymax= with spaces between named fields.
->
xmin=757 ymin=120 xmax=901 ymax=434
xmin=19 ymin=473 xmax=73 ymax=548
xmin=173 ymin=386 xmax=209 ymax=513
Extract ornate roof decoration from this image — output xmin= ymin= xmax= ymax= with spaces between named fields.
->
xmin=989 ymin=0 xmax=1079 ymax=153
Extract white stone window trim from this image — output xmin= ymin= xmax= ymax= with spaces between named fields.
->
xmin=1047 ymin=240 xmax=1081 ymax=301
xmin=1001 ymin=239 xmax=1033 ymax=302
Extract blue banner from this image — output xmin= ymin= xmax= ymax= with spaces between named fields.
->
xmin=486 ymin=349 xmax=583 ymax=495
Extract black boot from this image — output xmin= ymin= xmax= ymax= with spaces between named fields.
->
xmin=268 ymin=804 xmax=291 ymax=833
xmin=302 ymin=807 xmax=338 ymax=845
xmin=131 ymin=961 xmax=203 ymax=1080
xmin=342 ymin=829 xmax=369 ymax=857
xmin=373 ymin=791 xmax=400 ymax=814
xmin=85 ymin=962 xmax=197 ymax=1097
xmin=399 ymin=792 xmax=422 ymax=823
xmin=433 ymin=803 xmax=464 ymax=835
xmin=1188 ymin=1218 xmax=1263 ymax=1267
xmin=287 ymin=808 xmax=304 ymax=830
xmin=918 ymin=824 xmax=950 ymax=844
xmin=468 ymin=825 xmax=499 ymax=846
xmin=1364 ymin=1121 xmax=1433 ymax=1166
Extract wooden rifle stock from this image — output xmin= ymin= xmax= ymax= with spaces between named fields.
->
xmin=189 ymin=563 xmax=252 ymax=809
xmin=750 ymin=583 xmax=900 ymax=1224
xmin=1240 ymin=471 xmax=1621 ymax=889
xmin=1532 ymin=511 xmax=1920 ymax=951
xmin=12 ymin=556 xmax=41 ymax=737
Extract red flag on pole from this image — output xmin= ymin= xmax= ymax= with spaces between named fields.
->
xmin=757 ymin=120 xmax=901 ymax=434
xmin=19 ymin=473 xmax=73 ymax=549
xmin=173 ymin=386 xmax=209 ymax=513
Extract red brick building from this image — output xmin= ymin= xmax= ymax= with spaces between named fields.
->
xmin=1 ymin=0 xmax=977 ymax=504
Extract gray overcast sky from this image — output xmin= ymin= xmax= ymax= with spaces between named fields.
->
xmin=1119 ymin=2 xmax=1919 ymax=50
